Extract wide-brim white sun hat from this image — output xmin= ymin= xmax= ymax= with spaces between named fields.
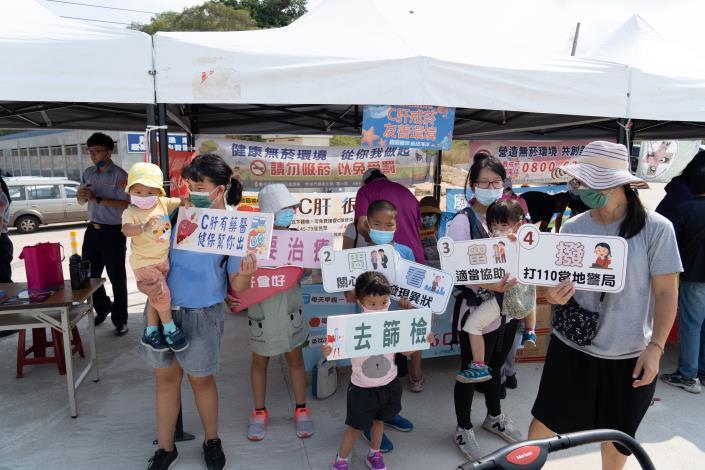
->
xmin=556 ymin=141 xmax=649 ymax=190
xmin=258 ymin=183 xmax=300 ymax=214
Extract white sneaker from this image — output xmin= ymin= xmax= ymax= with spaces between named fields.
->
xmin=409 ymin=375 xmax=425 ymax=393
xmin=454 ymin=426 xmax=483 ymax=461
xmin=482 ymin=413 xmax=522 ymax=443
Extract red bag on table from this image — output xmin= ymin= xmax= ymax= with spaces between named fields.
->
xmin=19 ymin=242 xmax=65 ymax=291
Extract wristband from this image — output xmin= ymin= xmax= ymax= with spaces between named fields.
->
xmin=648 ymin=341 xmax=664 ymax=356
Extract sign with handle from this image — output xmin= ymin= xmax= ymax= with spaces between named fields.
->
xmin=325 ymin=308 xmax=432 ymax=360
xmin=391 ymin=257 xmax=453 ymax=314
xmin=319 ymin=245 xmax=397 ymax=293
xmin=438 ymin=236 xmax=518 ymax=285
xmin=515 ymin=224 xmax=628 ymax=293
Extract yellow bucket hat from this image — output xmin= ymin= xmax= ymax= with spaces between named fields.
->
xmin=126 ymin=162 xmax=165 ymax=196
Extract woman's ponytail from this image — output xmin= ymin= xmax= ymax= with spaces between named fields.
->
xmin=226 ymin=177 xmax=243 ymax=206
xmin=619 ymin=185 xmax=646 ymax=239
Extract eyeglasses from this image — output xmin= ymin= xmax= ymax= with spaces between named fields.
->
xmin=474 ymin=179 xmax=504 ymax=189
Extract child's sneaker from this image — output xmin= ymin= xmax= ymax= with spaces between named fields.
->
xmin=331 ymin=457 xmax=349 ymax=470
xmin=247 ymin=409 xmax=269 ymax=441
xmin=384 ymin=414 xmax=413 ymax=432
xmin=522 ymin=330 xmax=537 ymax=347
xmin=366 ymin=451 xmax=387 ymax=470
xmin=294 ymin=407 xmax=314 ymax=438
xmin=454 ymin=426 xmax=482 ymax=460
xmin=456 ymin=363 xmax=492 ymax=383
xmin=141 ymin=329 xmax=169 ymax=352
xmin=164 ymin=326 xmax=189 ymax=352
xmin=362 ymin=431 xmax=394 ymax=453
xmin=409 ymin=375 xmax=425 ymax=393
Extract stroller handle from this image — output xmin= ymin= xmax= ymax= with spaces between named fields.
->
xmin=458 ymin=429 xmax=655 ymax=470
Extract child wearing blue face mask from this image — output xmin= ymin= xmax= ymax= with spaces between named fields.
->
xmin=348 ymin=200 xmax=419 ymax=451
xmin=246 ymin=184 xmax=314 ymax=443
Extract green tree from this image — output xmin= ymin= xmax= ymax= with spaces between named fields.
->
xmin=222 ymin=0 xmax=307 ymax=28
xmin=133 ymin=1 xmax=257 ymax=34
xmin=330 ymin=135 xmax=361 ymax=147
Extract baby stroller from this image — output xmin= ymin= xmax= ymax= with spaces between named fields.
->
xmin=457 ymin=429 xmax=655 ymax=470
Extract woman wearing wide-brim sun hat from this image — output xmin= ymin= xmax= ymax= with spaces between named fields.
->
xmin=529 ymin=141 xmax=683 ymax=470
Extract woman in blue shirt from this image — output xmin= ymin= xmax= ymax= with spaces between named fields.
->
xmin=141 ymin=154 xmax=257 ymax=470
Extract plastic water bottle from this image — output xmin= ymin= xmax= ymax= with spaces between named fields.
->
xmin=68 ymin=231 xmax=85 ymax=290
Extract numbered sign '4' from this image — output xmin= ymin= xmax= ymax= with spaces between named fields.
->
xmin=437 ymin=236 xmax=519 ymax=285
xmin=516 ymin=224 xmax=628 ymax=293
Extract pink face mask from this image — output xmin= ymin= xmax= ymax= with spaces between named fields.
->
xmin=131 ymin=195 xmax=158 ymax=210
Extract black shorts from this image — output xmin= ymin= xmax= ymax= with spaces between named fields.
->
xmin=346 ymin=379 xmax=402 ymax=431
xmin=532 ymin=335 xmax=656 ymax=456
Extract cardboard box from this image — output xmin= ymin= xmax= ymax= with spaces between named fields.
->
xmin=534 ymin=303 xmax=553 ymax=331
xmin=515 ymin=331 xmax=551 ymax=363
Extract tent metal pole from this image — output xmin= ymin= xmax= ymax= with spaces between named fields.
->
xmin=147 ymin=104 xmax=159 ymax=165
xmin=571 ymin=23 xmax=581 ymax=56
xmin=157 ymin=103 xmax=170 ymax=194
xmin=433 ymin=150 xmax=442 ymax=201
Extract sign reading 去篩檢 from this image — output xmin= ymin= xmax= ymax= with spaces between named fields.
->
xmin=173 ymin=207 xmax=273 ymax=259
xmin=325 ymin=308 xmax=433 ymax=360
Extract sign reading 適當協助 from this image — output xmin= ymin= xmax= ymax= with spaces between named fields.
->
xmin=515 ymin=224 xmax=628 ymax=293
xmin=438 ymin=236 xmax=519 ymax=285
xmin=173 ymin=207 xmax=273 ymax=259
xmin=319 ymin=245 xmax=397 ymax=293
xmin=259 ymin=230 xmax=333 ymax=269
xmin=325 ymin=308 xmax=433 ymax=360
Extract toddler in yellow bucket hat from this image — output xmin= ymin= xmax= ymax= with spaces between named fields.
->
xmin=122 ymin=162 xmax=190 ymax=353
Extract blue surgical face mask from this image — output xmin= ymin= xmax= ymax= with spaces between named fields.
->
xmin=96 ymin=159 xmax=107 ymax=169
xmin=369 ymin=229 xmax=394 ymax=245
xmin=274 ymin=208 xmax=295 ymax=228
xmin=474 ymin=187 xmax=503 ymax=206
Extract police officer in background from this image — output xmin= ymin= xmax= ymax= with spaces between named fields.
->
xmin=76 ymin=133 xmax=130 ymax=336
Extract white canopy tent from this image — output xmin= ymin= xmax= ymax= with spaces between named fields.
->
xmin=0 ymin=0 xmax=154 ymax=129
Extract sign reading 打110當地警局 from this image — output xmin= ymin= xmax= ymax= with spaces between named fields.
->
xmin=361 ymin=105 xmax=455 ymax=150
xmin=195 ymin=136 xmax=435 ymax=188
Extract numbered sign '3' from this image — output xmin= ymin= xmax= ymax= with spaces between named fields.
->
xmin=437 ymin=236 xmax=519 ymax=285
xmin=516 ymin=224 xmax=629 ymax=293
xmin=319 ymin=244 xmax=397 ymax=293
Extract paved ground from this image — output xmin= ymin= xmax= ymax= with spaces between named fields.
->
xmin=2 ymin=183 xmax=704 ymax=470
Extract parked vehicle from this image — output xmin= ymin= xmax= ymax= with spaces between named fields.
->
xmin=6 ymin=177 xmax=88 ymax=233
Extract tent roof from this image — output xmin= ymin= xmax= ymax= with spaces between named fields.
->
xmin=153 ymin=0 xmax=631 ymax=119
xmin=0 ymin=0 xmax=153 ymax=104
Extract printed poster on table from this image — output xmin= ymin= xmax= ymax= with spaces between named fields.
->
xmin=361 ymin=105 xmax=455 ymax=150
xmin=319 ymin=245 xmax=397 ymax=293
xmin=390 ymin=258 xmax=453 ymax=314
xmin=516 ymin=224 xmax=628 ymax=293
xmin=437 ymin=236 xmax=518 ymax=285
xmin=325 ymin=308 xmax=433 ymax=360
xmin=259 ymin=230 xmax=334 ymax=268
xmin=230 ymin=266 xmax=304 ymax=312
xmin=636 ymin=140 xmax=700 ymax=183
xmin=238 ymin=191 xmax=357 ymax=250
xmin=173 ymin=207 xmax=273 ymax=258
xmin=195 ymin=136 xmax=434 ymax=188
xmin=468 ymin=139 xmax=608 ymax=184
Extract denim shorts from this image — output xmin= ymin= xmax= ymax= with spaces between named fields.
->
xmin=139 ymin=303 xmax=225 ymax=377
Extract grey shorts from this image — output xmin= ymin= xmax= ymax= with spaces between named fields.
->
xmin=139 ymin=303 xmax=225 ymax=377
